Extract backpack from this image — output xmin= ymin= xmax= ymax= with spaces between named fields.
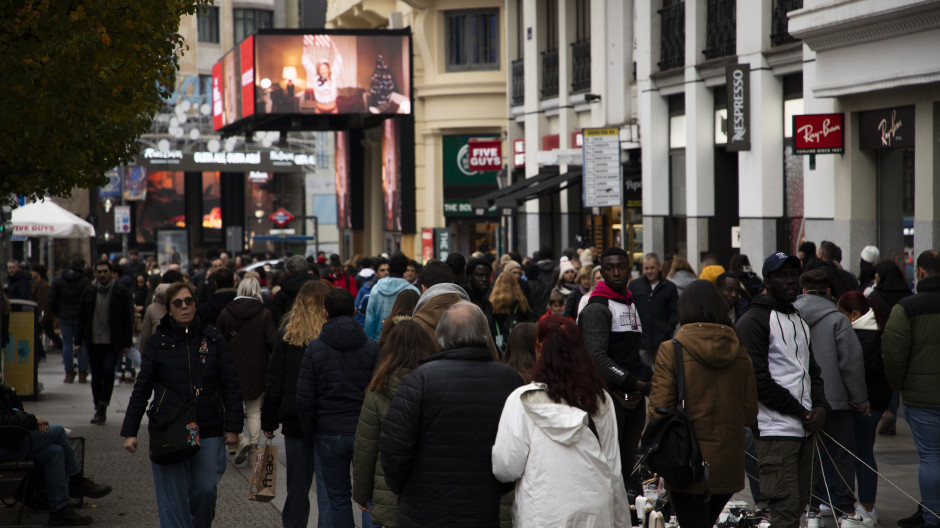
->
xmin=640 ymin=339 xmax=709 ymax=496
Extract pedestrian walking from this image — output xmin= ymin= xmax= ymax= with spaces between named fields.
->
xmin=261 ymin=280 xmax=334 ymax=528
xmin=215 ymin=277 xmax=277 ymax=465
xmin=49 ymin=258 xmax=91 ymax=383
xmin=121 ymin=281 xmax=244 ymax=528
xmin=75 ymin=261 xmax=134 ymax=424
xmin=364 ymin=252 xmax=419 ymax=340
xmin=629 ymin=252 xmax=679 ymax=368
xmin=489 ymin=270 xmax=537 ymax=353
xmin=379 ymin=302 xmax=523 ymax=527
xmin=296 ymin=289 xmax=378 ymax=528
xmin=493 ymin=315 xmax=629 ymax=527
xmin=353 ymin=320 xmax=435 ymax=528
xmin=648 ymin=280 xmax=758 ymax=527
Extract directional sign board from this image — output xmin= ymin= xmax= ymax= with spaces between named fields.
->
xmin=268 ymin=208 xmax=295 ymax=227
xmin=582 ymin=128 xmax=622 ymax=207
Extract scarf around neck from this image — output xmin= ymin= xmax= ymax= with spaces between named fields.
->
xmin=590 ymin=281 xmax=633 ymax=304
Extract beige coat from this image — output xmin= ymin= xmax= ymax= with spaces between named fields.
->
xmin=648 ymin=322 xmax=758 ymax=494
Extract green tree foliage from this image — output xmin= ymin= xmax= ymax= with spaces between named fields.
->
xmin=0 ymin=0 xmax=209 ymax=202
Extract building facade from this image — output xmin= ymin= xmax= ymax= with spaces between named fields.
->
xmin=636 ymin=0 xmax=940 ymax=275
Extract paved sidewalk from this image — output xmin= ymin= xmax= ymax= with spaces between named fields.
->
xmin=1 ymin=353 xmax=367 ymax=527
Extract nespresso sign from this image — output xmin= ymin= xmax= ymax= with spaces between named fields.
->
xmin=137 ymin=149 xmax=316 ymax=172
xmin=725 ymin=64 xmax=750 ymax=152
xmin=859 ymin=106 xmax=914 ymax=150
xmin=793 ymin=114 xmax=844 ymax=155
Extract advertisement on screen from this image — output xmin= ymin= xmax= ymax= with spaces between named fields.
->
xmin=382 ymin=118 xmax=402 ymax=232
xmin=253 ymin=33 xmax=411 ymax=117
xmin=335 ymin=130 xmax=352 ymax=230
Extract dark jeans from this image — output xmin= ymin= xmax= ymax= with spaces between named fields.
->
xmin=283 ymin=435 xmax=332 ymax=528
xmin=88 ymin=343 xmax=119 ymax=409
xmin=854 ymin=408 xmax=884 ymax=504
xmin=670 ymin=492 xmax=732 ymax=528
xmin=41 ymin=319 xmax=62 ymax=349
xmin=612 ymin=397 xmax=647 ymax=489
xmin=0 ymin=425 xmax=80 ymax=512
xmin=315 ymin=435 xmax=356 ymax=528
xmin=813 ymin=410 xmax=856 ymax=514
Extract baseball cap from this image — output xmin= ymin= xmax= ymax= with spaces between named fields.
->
xmin=762 ymin=252 xmax=801 ymax=278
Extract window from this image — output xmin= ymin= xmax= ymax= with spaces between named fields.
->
xmin=199 ymin=74 xmax=212 ymax=106
xmin=446 ymin=9 xmax=500 ymax=71
xmin=234 ymin=8 xmax=272 ymax=44
xmin=197 ymin=6 xmax=219 ymax=43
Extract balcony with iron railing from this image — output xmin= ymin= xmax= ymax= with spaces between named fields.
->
xmin=703 ymin=0 xmax=736 ymax=60
xmin=570 ymin=40 xmax=591 ymax=93
xmin=770 ymin=0 xmax=803 ymax=47
xmin=541 ymin=49 xmax=559 ymax=99
xmin=658 ymin=1 xmax=685 ymax=71
xmin=512 ymin=58 xmax=525 ymax=106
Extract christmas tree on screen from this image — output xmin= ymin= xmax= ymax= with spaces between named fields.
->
xmin=368 ymin=54 xmax=397 ymax=112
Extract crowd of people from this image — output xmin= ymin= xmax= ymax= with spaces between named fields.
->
xmin=0 ymin=240 xmax=936 ymax=528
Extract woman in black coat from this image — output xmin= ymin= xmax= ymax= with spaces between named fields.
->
xmin=261 ymin=280 xmax=333 ymax=528
xmin=120 ymin=282 xmax=244 ymax=528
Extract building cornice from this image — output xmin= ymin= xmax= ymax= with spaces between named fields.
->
xmin=414 ymin=80 xmax=507 ymax=98
xmin=813 ymin=69 xmax=940 ymax=97
xmin=789 ymin=0 xmax=940 ymax=51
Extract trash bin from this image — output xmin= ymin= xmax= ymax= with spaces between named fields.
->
xmin=3 ymin=300 xmax=40 ymax=399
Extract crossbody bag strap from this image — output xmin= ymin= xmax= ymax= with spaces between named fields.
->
xmin=672 ymin=338 xmax=685 ymax=409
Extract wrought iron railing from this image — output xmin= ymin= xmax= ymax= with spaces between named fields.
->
xmin=570 ymin=40 xmax=591 ymax=93
xmin=770 ymin=0 xmax=803 ymax=47
xmin=540 ymin=49 xmax=559 ymax=99
xmin=658 ymin=1 xmax=685 ymax=71
xmin=512 ymin=58 xmax=525 ymax=106
xmin=703 ymin=0 xmax=736 ymax=59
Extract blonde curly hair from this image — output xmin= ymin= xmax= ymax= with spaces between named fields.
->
xmin=282 ymin=280 xmax=332 ymax=347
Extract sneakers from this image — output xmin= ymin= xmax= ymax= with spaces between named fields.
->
xmin=898 ymin=506 xmax=924 ymax=528
xmin=90 ymin=408 xmax=106 ymax=425
xmin=820 ymin=504 xmax=834 ymax=517
xmin=69 ymin=476 xmax=113 ymax=499
xmin=49 ymin=504 xmax=93 ymax=526
xmin=839 ymin=513 xmax=875 ymax=528
xmin=855 ymin=504 xmax=878 ymax=525
xmin=807 ymin=511 xmax=825 ymax=528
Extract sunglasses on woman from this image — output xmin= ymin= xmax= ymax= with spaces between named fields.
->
xmin=171 ymin=297 xmax=195 ymax=308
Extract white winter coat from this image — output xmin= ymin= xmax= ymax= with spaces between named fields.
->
xmin=492 ymin=383 xmax=629 ymax=528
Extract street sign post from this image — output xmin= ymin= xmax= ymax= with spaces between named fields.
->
xmin=582 ymin=127 xmax=622 ymax=207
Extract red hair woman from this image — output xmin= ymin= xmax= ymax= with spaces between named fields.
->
xmin=492 ymin=315 xmax=628 ymax=527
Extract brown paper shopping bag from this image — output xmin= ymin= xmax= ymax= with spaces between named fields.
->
xmin=248 ymin=442 xmax=277 ymax=502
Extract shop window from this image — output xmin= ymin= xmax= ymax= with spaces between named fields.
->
xmin=234 ymin=8 xmax=272 ymax=44
xmin=445 ymin=9 xmax=500 ymax=72
xmin=197 ymin=6 xmax=219 ymax=44
xmin=136 ymin=171 xmax=185 ymax=244
xmin=202 ymin=172 xmax=222 ymax=244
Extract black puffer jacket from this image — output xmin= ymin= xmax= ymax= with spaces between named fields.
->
xmin=261 ymin=332 xmax=307 ymax=438
xmin=271 ymin=273 xmax=317 ymax=326
xmin=379 ymin=346 xmax=524 ymax=528
xmin=855 ymin=328 xmax=891 ymax=411
xmin=0 ymin=383 xmax=38 ymax=449
xmin=296 ymin=316 xmax=377 ymax=439
xmin=5 ymin=271 xmax=31 ymax=301
xmin=120 ymin=314 xmax=244 ymax=439
xmin=628 ymin=274 xmax=679 ymax=351
xmin=215 ymin=297 xmax=277 ymax=401
xmin=49 ymin=267 xmax=90 ymax=321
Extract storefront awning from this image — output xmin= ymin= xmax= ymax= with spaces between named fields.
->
xmin=493 ymin=171 xmax=582 ymax=208
xmin=468 ymin=170 xmax=560 ymax=211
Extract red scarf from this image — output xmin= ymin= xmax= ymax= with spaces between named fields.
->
xmin=590 ymin=281 xmax=634 ymax=304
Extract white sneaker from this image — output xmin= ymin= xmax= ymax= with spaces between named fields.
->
xmin=807 ymin=511 xmax=825 ymax=528
xmin=839 ymin=513 xmax=875 ymax=528
xmin=855 ymin=504 xmax=878 ymax=525
xmin=820 ymin=504 xmax=834 ymax=517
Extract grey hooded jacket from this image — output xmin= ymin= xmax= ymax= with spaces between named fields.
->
xmin=793 ymin=293 xmax=868 ymax=411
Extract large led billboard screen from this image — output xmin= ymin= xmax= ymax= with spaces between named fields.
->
xmin=213 ymin=31 xmax=411 ymax=132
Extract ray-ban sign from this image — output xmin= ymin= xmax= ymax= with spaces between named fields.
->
xmin=793 ymin=114 xmax=844 ymax=155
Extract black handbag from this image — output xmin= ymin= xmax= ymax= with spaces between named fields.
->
xmin=640 ymin=339 xmax=709 ymax=497
xmin=147 ymin=344 xmax=203 ymax=465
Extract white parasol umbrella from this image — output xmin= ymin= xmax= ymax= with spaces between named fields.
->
xmin=11 ymin=200 xmax=96 ymax=238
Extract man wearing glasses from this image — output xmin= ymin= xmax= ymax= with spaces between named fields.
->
xmin=75 ymin=261 xmax=134 ymax=425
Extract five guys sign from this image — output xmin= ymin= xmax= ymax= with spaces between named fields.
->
xmin=467 ymin=139 xmax=502 ymax=172
xmin=793 ymin=114 xmax=844 ymax=155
